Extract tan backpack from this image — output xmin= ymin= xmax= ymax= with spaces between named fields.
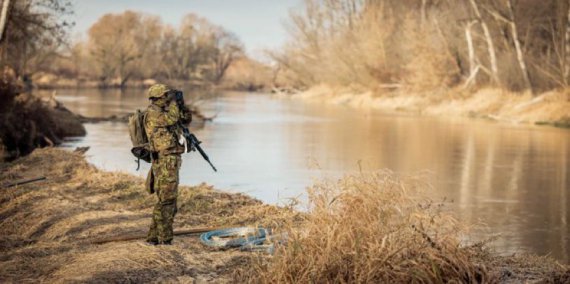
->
xmin=128 ymin=109 xmax=151 ymax=169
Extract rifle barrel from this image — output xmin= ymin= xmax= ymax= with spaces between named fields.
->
xmin=196 ymin=144 xmax=217 ymax=172
xmin=187 ymin=132 xmax=217 ymax=172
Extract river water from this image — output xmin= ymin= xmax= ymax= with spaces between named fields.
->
xmin=44 ymin=88 xmax=569 ymax=262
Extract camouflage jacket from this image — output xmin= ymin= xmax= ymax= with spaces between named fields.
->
xmin=144 ymin=102 xmax=192 ymax=155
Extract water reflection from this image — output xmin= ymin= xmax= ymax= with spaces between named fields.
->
xmin=40 ymin=89 xmax=570 ymax=262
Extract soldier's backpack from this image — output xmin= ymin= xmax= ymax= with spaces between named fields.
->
xmin=128 ymin=109 xmax=151 ymax=170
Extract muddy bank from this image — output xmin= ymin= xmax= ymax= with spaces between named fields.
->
xmin=0 ymin=148 xmax=297 ymax=282
xmin=0 ymin=83 xmax=86 ymax=162
xmin=283 ymin=85 xmax=570 ymax=128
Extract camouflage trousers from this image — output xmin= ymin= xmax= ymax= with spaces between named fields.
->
xmin=146 ymin=154 xmax=181 ymax=243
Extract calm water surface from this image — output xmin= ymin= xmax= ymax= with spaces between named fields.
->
xmin=45 ymin=89 xmax=569 ymax=262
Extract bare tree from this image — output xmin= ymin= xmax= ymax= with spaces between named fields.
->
xmin=464 ymin=20 xmax=479 ymax=87
xmin=481 ymin=0 xmax=533 ymax=93
xmin=421 ymin=0 xmax=428 ymax=26
xmin=505 ymin=0 xmax=532 ymax=93
xmin=88 ymin=11 xmax=162 ymax=88
xmin=210 ymin=30 xmax=242 ymax=84
xmin=154 ymin=13 xmax=243 ymax=84
xmin=468 ymin=0 xmax=500 ymax=85
xmin=0 ymin=0 xmax=73 ymax=77
xmin=0 ymin=0 xmax=10 ymax=42
xmin=563 ymin=1 xmax=570 ymax=84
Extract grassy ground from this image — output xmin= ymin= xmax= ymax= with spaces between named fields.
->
xmin=0 ymin=149 xmax=568 ymax=283
xmin=0 ymin=148 xmax=297 ymax=282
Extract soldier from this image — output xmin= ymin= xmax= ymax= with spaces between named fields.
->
xmin=144 ymin=84 xmax=191 ymax=245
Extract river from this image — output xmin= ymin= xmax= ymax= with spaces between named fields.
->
xmin=43 ymin=88 xmax=569 ymax=263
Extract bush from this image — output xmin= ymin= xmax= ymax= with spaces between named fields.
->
xmin=238 ymin=171 xmax=493 ymax=283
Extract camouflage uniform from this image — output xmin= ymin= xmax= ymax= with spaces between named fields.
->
xmin=144 ymin=84 xmax=191 ymax=244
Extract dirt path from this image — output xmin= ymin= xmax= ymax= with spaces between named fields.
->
xmin=0 ymin=148 xmax=295 ymax=283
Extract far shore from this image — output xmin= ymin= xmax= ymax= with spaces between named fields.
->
xmin=27 ymin=76 xmax=268 ymax=93
xmin=278 ymin=85 xmax=570 ymax=129
xmin=35 ymin=79 xmax=570 ymax=130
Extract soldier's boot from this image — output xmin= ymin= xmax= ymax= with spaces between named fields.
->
xmin=146 ymin=239 xmax=159 ymax=245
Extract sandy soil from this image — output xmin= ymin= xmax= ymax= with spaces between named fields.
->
xmin=0 ymin=148 xmax=296 ymax=283
xmin=284 ymin=85 xmax=570 ymax=127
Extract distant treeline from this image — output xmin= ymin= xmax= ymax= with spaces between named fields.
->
xmin=273 ymin=0 xmax=570 ymax=94
xmin=67 ymin=11 xmax=243 ymax=88
xmin=0 ymin=1 xmax=273 ymax=90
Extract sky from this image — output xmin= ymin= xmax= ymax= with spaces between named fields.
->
xmin=70 ymin=0 xmax=304 ymax=58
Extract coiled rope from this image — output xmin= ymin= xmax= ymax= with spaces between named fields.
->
xmin=200 ymin=227 xmax=286 ymax=253
xmin=200 ymin=227 xmax=267 ymax=248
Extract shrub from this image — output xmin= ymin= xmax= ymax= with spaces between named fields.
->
xmin=238 ymin=171 xmax=493 ymax=283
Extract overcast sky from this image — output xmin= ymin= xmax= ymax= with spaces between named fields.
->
xmin=70 ymin=0 xmax=303 ymax=57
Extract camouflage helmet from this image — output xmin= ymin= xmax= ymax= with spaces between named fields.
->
xmin=148 ymin=84 xmax=172 ymax=99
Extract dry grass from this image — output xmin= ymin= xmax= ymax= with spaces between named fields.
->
xmin=289 ymin=85 xmax=570 ymax=127
xmin=236 ymin=171 xmax=569 ymax=283
xmin=0 ymin=148 xmax=298 ymax=282
xmin=0 ymin=149 xmax=567 ymax=282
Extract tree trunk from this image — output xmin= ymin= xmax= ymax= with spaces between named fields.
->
xmin=564 ymin=0 xmax=570 ymax=83
xmin=120 ymin=75 xmax=130 ymax=89
xmin=507 ymin=0 xmax=533 ymax=94
xmin=465 ymin=20 xmax=478 ymax=85
xmin=433 ymin=17 xmax=461 ymax=75
xmin=469 ymin=0 xmax=500 ymax=85
xmin=0 ymin=0 xmax=10 ymax=43
xmin=421 ymin=0 xmax=428 ymax=27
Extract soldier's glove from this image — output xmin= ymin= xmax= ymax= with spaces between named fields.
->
xmin=167 ymin=90 xmax=185 ymax=107
xmin=166 ymin=91 xmax=176 ymax=102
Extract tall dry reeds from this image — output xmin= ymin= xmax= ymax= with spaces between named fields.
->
xmin=238 ymin=171 xmax=494 ymax=282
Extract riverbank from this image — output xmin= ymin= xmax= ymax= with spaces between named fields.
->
xmin=31 ymin=76 xmax=208 ymax=90
xmin=1 ymin=149 xmax=568 ymax=282
xmin=0 ymin=148 xmax=296 ymax=282
xmin=238 ymin=170 xmax=569 ymax=283
xmin=0 ymin=82 xmax=86 ymax=162
xmin=30 ymin=78 xmax=271 ymax=93
xmin=283 ymin=85 xmax=570 ymax=128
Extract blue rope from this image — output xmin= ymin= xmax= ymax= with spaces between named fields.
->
xmin=200 ymin=227 xmax=267 ymax=248
xmin=200 ymin=227 xmax=289 ymax=254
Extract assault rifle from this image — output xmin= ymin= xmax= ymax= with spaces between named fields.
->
xmin=169 ymin=90 xmax=218 ymax=172
xmin=180 ymin=125 xmax=218 ymax=172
